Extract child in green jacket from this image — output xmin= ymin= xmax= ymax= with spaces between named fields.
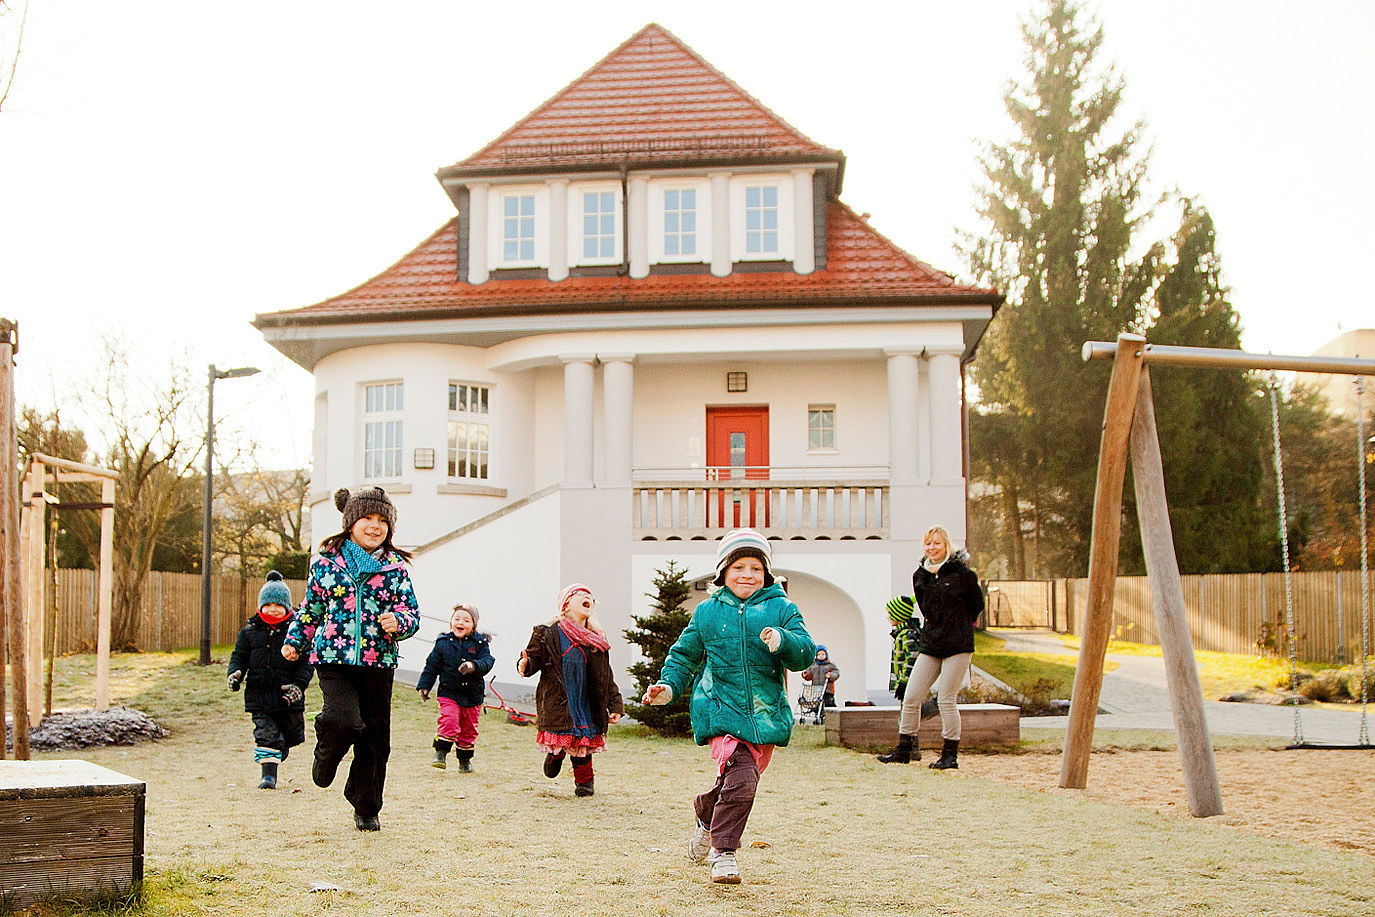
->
xmin=643 ymin=529 xmax=815 ymax=886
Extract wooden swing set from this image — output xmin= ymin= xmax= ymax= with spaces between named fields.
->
xmin=1062 ymin=333 xmax=1375 ymax=817
xmin=0 ymin=322 xmax=117 ymax=761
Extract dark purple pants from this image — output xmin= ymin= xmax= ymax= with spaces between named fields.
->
xmin=693 ymin=743 xmax=760 ymax=852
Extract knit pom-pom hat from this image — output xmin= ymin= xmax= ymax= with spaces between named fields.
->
xmin=713 ymin=529 xmax=774 ymax=587
xmin=335 ymin=486 xmax=397 ymax=534
xmin=452 ymin=603 xmax=480 ymax=631
xmin=886 ymin=595 xmax=915 ymax=625
xmin=257 ymin=571 xmax=293 ymax=625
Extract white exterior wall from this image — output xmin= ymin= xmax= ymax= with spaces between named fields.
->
xmin=400 ymin=490 xmax=562 ymax=691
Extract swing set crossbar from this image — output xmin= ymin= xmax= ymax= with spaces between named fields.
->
xmin=1082 ymin=341 xmax=1375 ymax=376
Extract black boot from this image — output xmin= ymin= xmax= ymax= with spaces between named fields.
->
xmin=877 ymin=733 xmax=916 ymax=764
xmin=456 ymin=748 xmax=473 ymax=774
xmin=258 ymin=761 xmax=278 ymax=790
xmin=543 ymin=751 xmax=565 ymax=778
xmin=432 ymin=738 xmax=453 ymax=769
xmin=930 ymin=738 xmax=959 ymax=770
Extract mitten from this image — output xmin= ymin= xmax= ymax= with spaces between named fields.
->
xmin=458 ymin=661 xmax=476 ymax=675
xmin=281 ymin=684 xmax=304 ymax=706
xmin=760 ymin=628 xmax=782 ymax=653
xmin=418 ymin=688 xmax=431 ymax=701
xmin=227 ymin=670 xmax=244 ymax=691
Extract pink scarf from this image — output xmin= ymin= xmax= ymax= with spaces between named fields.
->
xmin=559 ymin=616 xmax=610 ymax=652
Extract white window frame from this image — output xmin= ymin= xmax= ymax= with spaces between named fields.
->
xmin=648 ymin=178 xmax=711 ymax=264
xmin=361 ymin=381 xmax=404 ymax=481
xmin=729 ymin=173 xmax=794 ymax=262
xmin=487 ymin=184 xmax=550 ymax=269
xmin=807 ymin=404 xmax=837 ymax=452
xmin=567 ymin=181 xmax=622 ymax=266
xmin=448 ymin=381 xmax=492 ymax=481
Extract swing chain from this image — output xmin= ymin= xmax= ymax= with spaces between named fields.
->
xmin=1355 ymin=376 xmax=1370 ymax=746
xmin=1267 ymin=373 xmax=1303 ymax=745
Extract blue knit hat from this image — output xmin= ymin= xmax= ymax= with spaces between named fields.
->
xmin=713 ymin=528 xmax=774 ymax=587
xmin=258 ymin=570 xmax=293 ymax=610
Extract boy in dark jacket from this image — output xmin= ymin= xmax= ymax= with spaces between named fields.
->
xmin=417 ymin=603 xmax=495 ymax=773
xmin=227 ymin=571 xmax=313 ymax=789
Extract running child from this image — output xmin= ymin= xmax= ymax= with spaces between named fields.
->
xmin=643 ymin=529 xmax=815 ymax=885
xmin=417 ymin=603 xmax=494 ymax=773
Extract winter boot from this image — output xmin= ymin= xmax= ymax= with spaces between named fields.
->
xmin=543 ymin=751 xmax=565 ymax=778
xmin=456 ymin=748 xmax=474 ymax=774
xmin=432 ymin=738 xmax=453 ymax=769
xmin=572 ymin=755 xmax=594 ymax=796
xmin=877 ymin=733 xmax=916 ymax=764
xmin=258 ymin=762 xmax=278 ymax=790
xmin=929 ymin=738 xmax=959 ymax=770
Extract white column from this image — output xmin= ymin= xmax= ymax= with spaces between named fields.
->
xmin=885 ymin=349 xmax=921 ymax=485
xmin=710 ymin=171 xmax=731 ymax=277
xmin=927 ymin=348 xmax=964 ymax=485
xmin=562 ymin=355 xmax=596 ymax=488
xmin=600 ymin=354 xmax=635 ymax=485
xmin=627 ymin=175 xmax=649 ymax=278
xmin=467 ymin=182 xmax=489 ymax=284
xmin=791 ymin=168 xmax=815 ymax=274
xmin=548 ymin=179 xmax=569 ymax=281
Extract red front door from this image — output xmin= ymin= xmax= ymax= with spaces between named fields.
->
xmin=706 ymin=406 xmax=769 ymax=528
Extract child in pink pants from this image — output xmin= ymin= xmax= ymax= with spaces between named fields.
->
xmin=417 ymin=604 xmax=494 ymax=772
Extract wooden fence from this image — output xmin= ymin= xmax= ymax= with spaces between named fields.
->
xmin=47 ymin=570 xmax=309 ymax=655
xmin=991 ymin=571 xmax=1373 ymax=664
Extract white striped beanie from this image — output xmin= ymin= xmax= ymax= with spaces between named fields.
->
xmin=713 ymin=529 xmax=774 ymax=586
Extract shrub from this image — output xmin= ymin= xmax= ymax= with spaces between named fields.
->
xmin=1297 ymin=668 xmax=1348 ymax=702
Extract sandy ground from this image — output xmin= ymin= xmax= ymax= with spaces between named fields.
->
xmin=963 ymin=745 xmax=1375 ymax=856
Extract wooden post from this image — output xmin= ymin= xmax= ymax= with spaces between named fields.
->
xmin=1129 ymin=368 xmax=1224 ymax=817
xmin=0 ymin=324 xmax=28 ymax=758
xmin=24 ymin=465 xmax=45 ymax=727
xmin=44 ymin=471 xmax=59 ymax=718
xmin=96 ymin=477 xmax=114 ymax=710
xmin=1059 ymin=333 xmax=1145 ymax=789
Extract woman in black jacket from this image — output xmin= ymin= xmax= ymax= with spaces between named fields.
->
xmin=878 ymin=525 xmax=984 ymax=769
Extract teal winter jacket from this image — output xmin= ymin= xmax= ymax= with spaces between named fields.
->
xmin=658 ymin=583 xmax=815 ymax=747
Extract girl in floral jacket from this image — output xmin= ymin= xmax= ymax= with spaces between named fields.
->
xmin=283 ymin=486 xmax=421 ymax=831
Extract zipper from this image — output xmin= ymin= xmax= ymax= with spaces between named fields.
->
xmin=735 ymin=590 xmax=759 ymax=744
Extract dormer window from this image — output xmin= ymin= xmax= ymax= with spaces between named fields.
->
xmin=730 ymin=174 xmax=794 ymax=263
xmin=569 ymin=181 xmax=622 ymax=266
xmin=502 ymin=193 xmax=536 ymax=262
xmin=744 ymin=185 xmax=779 ymax=255
xmin=664 ymin=188 xmax=697 ymax=257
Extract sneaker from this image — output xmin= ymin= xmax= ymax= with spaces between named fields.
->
xmin=708 ymin=850 xmax=740 ymax=885
xmin=543 ymin=752 xmax=564 ymax=779
xmin=688 ymin=820 xmax=712 ymax=863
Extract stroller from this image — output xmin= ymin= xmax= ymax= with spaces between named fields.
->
xmin=797 ymin=683 xmax=827 ymax=726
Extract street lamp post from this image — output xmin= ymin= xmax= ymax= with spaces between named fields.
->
xmin=200 ymin=363 xmax=260 ymax=665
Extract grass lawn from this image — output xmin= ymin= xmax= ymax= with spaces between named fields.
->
xmin=11 ymin=650 xmax=1375 ymax=916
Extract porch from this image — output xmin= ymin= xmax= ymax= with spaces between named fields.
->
xmin=632 ymin=466 xmax=890 ymax=541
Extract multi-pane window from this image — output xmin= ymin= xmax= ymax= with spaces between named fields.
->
xmin=448 ymin=383 xmax=490 ymax=480
xmin=362 ymin=382 xmax=403 ymax=479
xmin=582 ymin=191 xmax=616 ymax=260
xmin=744 ymin=185 xmax=779 ymax=254
xmin=808 ymin=405 xmax=835 ymax=449
xmin=663 ymin=188 xmax=697 ymax=257
xmin=503 ymin=194 xmax=536 ymax=262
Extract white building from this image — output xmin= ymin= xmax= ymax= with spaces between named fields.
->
xmin=255 ymin=24 xmax=1002 ymax=702
xmin=1296 ymin=329 xmax=1375 ymax=418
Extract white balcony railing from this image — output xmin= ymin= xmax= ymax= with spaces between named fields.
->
xmin=632 ymin=466 xmax=890 ymax=541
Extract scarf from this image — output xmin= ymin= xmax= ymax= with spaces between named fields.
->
xmin=558 ymin=615 xmax=610 ymax=652
xmin=341 ymin=538 xmax=385 ymax=583
xmin=921 ymin=552 xmax=949 ymax=575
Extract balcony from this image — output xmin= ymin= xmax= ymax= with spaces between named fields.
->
xmin=632 ymin=466 xmax=890 ymax=541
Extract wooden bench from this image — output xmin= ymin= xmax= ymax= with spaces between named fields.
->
xmin=824 ymin=703 xmax=1020 ymax=750
xmin=0 ymin=760 xmax=145 ymax=910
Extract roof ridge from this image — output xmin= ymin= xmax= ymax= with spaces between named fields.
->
xmin=445 ymin=23 xmax=839 ymax=171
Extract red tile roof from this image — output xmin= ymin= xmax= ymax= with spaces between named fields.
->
xmin=254 ymin=200 xmax=999 ymax=328
xmin=438 ymin=23 xmax=843 ymax=177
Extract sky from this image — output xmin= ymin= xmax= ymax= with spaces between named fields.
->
xmin=2 ymin=0 xmax=1372 ymax=469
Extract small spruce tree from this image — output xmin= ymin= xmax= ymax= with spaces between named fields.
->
xmin=623 ymin=560 xmax=695 ymax=736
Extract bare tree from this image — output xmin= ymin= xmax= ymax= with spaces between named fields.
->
xmin=0 ymin=0 xmax=29 ymax=114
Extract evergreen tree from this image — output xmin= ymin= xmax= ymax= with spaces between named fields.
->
xmin=1122 ymin=199 xmax=1275 ymax=574
xmin=963 ymin=0 xmax=1154 ymax=577
xmin=622 ymin=560 xmax=694 ymax=736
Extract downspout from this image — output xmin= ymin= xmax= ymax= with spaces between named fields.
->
xmin=619 ymin=160 xmax=630 ymax=279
